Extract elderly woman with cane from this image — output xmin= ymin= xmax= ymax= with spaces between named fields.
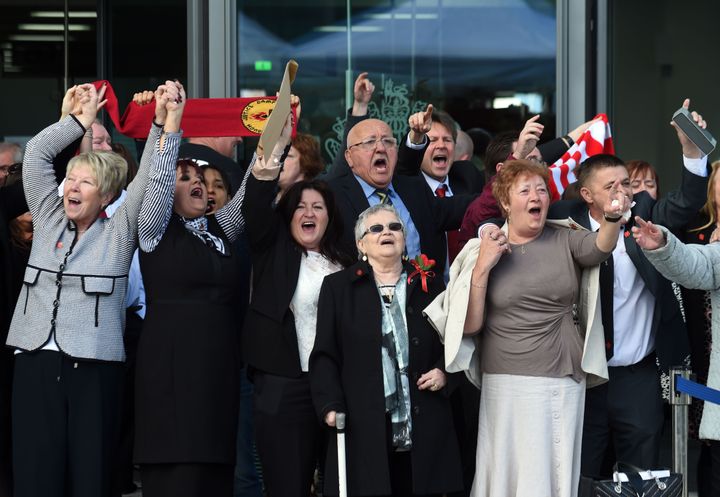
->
xmin=6 ymin=82 xmax=176 ymax=497
xmin=310 ymin=203 xmax=463 ymax=497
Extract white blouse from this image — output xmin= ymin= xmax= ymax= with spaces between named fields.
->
xmin=290 ymin=251 xmax=343 ymax=372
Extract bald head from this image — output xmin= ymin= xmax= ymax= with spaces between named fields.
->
xmin=345 ymin=119 xmax=398 ymax=189
xmin=91 ymin=121 xmax=112 ymax=152
xmin=454 ymin=130 xmax=474 ymax=161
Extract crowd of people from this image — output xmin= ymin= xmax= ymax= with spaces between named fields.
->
xmin=0 ymin=72 xmax=717 ymax=497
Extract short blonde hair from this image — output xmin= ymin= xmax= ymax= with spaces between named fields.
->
xmin=67 ymin=151 xmax=128 ymax=200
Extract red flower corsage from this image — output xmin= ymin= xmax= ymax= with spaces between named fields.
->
xmin=408 ymin=254 xmax=436 ymax=293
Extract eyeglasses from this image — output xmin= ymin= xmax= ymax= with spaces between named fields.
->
xmin=0 ymin=162 xmax=21 ymax=176
xmin=361 ymin=222 xmax=403 ymax=238
xmin=348 ymin=136 xmax=398 ymax=151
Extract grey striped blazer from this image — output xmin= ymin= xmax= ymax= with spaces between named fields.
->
xmin=6 ymin=116 xmax=180 ymax=361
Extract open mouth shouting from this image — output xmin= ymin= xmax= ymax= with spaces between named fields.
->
xmin=528 ymin=206 xmax=543 ymax=219
xmin=432 ymin=153 xmax=449 ymax=169
xmin=373 ymin=156 xmax=389 ymax=171
xmin=301 ymin=221 xmax=317 ymax=233
xmin=190 ymin=187 xmax=203 ymax=199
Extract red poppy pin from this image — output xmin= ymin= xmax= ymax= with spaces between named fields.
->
xmin=408 ymin=254 xmax=436 ymax=293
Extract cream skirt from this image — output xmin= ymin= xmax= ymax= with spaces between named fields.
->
xmin=471 ymin=373 xmax=586 ymax=497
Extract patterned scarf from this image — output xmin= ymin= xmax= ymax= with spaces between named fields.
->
xmin=181 ymin=216 xmax=227 ymax=255
xmin=377 ymin=273 xmax=412 ymax=451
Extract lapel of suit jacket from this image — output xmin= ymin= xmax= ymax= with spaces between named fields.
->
xmin=340 ymin=173 xmax=372 ymax=218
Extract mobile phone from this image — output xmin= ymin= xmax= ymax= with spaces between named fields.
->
xmin=672 ymin=107 xmax=716 ymax=156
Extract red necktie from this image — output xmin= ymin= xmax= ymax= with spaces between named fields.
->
xmin=435 ymin=184 xmax=461 ymax=264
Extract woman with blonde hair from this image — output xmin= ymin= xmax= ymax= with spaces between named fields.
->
xmin=6 ymin=82 xmax=176 ymax=497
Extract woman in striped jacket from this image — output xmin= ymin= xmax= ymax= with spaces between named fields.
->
xmin=6 ymin=82 xmax=180 ymax=497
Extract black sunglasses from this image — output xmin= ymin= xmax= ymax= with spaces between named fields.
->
xmin=362 ymin=222 xmax=403 ymax=238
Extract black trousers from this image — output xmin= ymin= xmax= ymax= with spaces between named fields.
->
xmin=697 ymin=440 xmax=720 ymax=497
xmin=252 ymin=371 xmax=323 ymax=497
xmin=140 ymin=463 xmax=233 ymax=497
xmin=581 ymin=354 xmax=664 ymax=478
xmin=0 ymin=349 xmax=13 ymax=497
xmin=12 ymin=350 xmax=123 ymax=497
xmin=448 ymin=377 xmax=479 ymax=497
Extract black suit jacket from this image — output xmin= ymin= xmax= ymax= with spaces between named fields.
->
xmin=548 ymin=166 xmax=708 ymax=371
xmin=240 ymin=174 xmax=304 ymax=378
xmin=310 ymin=260 xmax=463 ymax=496
xmin=1 ymin=182 xmax=28 ymax=343
xmin=328 ymin=173 xmax=472 ymax=277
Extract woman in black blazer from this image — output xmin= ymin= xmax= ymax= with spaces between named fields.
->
xmin=310 ymin=204 xmax=463 ymax=497
xmin=240 ymin=116 xmax=353 ymax=497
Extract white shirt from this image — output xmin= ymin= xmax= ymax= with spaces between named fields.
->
xmin=590 ymin=216 xmax=656 ymax=366
xmin=596 ymin=154 xmax=708 ymax=366
xmin=290 ymin=251 xmax=342 ymax=372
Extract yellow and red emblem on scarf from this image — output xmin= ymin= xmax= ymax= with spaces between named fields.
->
xmin=241 ymin=98 xmax=277 ymax=134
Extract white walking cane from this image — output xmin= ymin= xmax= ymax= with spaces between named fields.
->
xmin=336 ymin=412 xmax=348 ymax=497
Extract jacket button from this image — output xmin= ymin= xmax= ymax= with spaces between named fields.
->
xmin=407 ymin=306 xmax=413 ymax=315
xmin=411 ymin=337 xmax=420 ymax=346
xmin=412 ymin=405 xmax=420 ymax=415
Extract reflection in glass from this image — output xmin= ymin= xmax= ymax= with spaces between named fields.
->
xmin=238 ymin=0 xmax=556 ymax=166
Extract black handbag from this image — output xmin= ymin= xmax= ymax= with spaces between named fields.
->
xmin=579 ymin=462 xmax=683 ymax=497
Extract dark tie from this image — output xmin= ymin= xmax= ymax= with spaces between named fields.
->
xmin=435 ymin=185 xmax=461 ymax=264
xmin=599 ymin=255 xmax=614 ymax=360
xmin=375 ymin=189 xmax=392 ymax=205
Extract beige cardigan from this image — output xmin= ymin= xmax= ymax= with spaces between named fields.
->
xmin=423 ymin=220 xmax=608 ymax=389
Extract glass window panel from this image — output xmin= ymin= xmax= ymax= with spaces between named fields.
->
xmin=0 ymin=0 xmax=96 ymax=140
xmin=238 ymin=0 xmax=556 ymax=171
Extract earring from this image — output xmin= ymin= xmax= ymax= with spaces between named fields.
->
xmin=361 ymin=253 xmax=368 ymax=262
xmin=402 ymin=254 xmax=409 ymax=262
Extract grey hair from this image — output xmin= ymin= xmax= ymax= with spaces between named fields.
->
xmin=67 ymin=151 xmax=128 ymax=202
xmin=0 ymin=142 xmax=23 ymax=163
xmin=353 ymin=204 xmax=406 ymax=257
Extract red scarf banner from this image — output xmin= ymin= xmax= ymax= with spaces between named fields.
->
xmin=547 ymin=113 xmax=615 ymax=201
xmin=92 ymin=80 xmax=293 ymax=139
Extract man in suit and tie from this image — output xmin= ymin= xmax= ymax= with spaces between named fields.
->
xmin=409 ymin=110 xmax=475 ymax=272
xmin=328 ymin=117 xmax=473 ymax=278
xmin=545 ymin=99 xmax=709 ymax=476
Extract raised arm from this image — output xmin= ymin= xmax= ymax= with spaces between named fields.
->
xmin=650 ymin=98 xmax=709 ymax=229
xmin=136 ymin=81 xmax=185 ymax=252
xmin=326 ymin=72 xmax=375 ymax=179
xmin=216 ymin=96 xmax=298 ymax=243
xmin=395 ymin=104 xmax=433 ymax=176
xmin=594 ymin=178 xmax=631 ymax=253
xmin=634 ymin=217 xmax=720 ymax=291
xmin=22 ymin=83 xmax=99 ymax=221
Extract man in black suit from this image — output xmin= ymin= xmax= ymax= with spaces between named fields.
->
xmin=544 ymin=99 xmax=709 ymax=477
xmin=0 ymin=169 xmax=27 ymax=497
xmin=328 ymin=117 xmax=472 ymax=278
